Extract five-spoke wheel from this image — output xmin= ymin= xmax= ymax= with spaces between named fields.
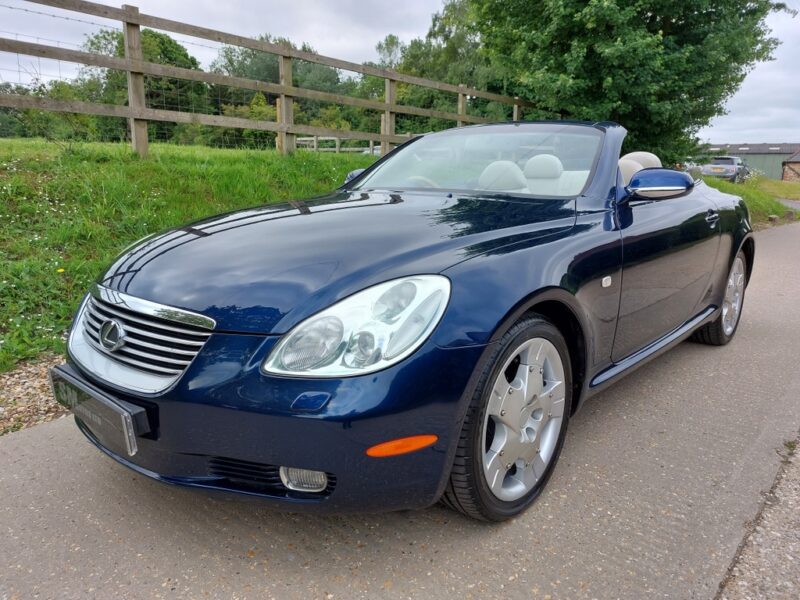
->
xmin=722 ymin=255 xmax=746 ymax=336
xmin=482 ymin=337 xmax=566 ymax=502
xmin=693 ymin=250 xmax=748 ymax=346
xmin=443 ymin=315 xmax=572 ymax=521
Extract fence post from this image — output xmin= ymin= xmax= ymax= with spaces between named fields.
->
xmin=277 ymin=55 xmax=295 ymax=154
xmin=513 ymin=98 xmax=521 ymax=121
xmin=457 ymin=84 xmax=466 ymax=127
xmin=122 ymin=5 xmax=148 ymax=157
xmin=381 ymin=78 xmax=396 ymax=155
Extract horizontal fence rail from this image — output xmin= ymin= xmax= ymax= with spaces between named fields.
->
xmin=0 ymin=0 xmax=531 ymax=156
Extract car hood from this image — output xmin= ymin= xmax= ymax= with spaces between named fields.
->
xmin=98 ymin=190 xmax=574 ymax=334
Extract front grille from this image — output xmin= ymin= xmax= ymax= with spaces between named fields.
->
xmin=207 ymin=456 xmax=336 ymax=497
xmin=82 ymin=295 xmax=212 ymax=376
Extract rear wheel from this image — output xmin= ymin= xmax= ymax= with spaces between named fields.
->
xmin=692 ymin=251 xmax=747 ymax=345
xmin=442 ymin=316 xmax=572 ymax=521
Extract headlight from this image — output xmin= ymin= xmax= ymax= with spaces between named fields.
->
xmin=262 ymin=275 xmax=450 ymax=377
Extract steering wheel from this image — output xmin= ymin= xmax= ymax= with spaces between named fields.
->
xmin=406 ymin=175 xmax=441 ymax=188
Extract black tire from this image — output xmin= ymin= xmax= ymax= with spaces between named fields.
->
xmin=442 ymin=315 xmax=573 ymax=521
xmin=692 ymin=251 xmax=747 ymax=346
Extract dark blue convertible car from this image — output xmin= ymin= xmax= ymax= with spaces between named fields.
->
xmin=51 ymin=122 xmax=753 ymax=521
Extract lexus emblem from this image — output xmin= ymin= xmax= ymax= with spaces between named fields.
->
xmin=99 ymin=319 xmax=126 ymax=352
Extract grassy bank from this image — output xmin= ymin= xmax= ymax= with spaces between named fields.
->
xmin=0 ymin=139 xmax=375 ymax=371
xmin=703 ymin=176 xmax=795 ymax=223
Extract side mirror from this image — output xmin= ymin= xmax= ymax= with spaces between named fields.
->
xmin=343 ymin=168 xmax=365 ymax=185
xmin=627 ymin=168 xmax=694 ymax=200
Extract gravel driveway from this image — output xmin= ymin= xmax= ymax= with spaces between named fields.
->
xmin=0 ymin=353 xmax=66 ymax=435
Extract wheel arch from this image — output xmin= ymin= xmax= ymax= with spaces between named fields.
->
xmin=740 ymin=235 xmax=755 ymax=286
xmin=488 ymin=288 xmax=589 ymax=415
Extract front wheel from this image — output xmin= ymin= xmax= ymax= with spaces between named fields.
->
xmin=442 ymin=316 xmax=572 ymax=521
xmin=692 ymin=251 xmax=747 ymax=345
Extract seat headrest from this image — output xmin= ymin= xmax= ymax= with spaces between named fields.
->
xmin=477 ymin=161 xmax=528 ymax=191
xmin=524 ymin=154 xmax=564 ymax=179
xmin=621 ymin=151 xmax=662 ymax=169
xmin=618 ymin=159 xmax=643 ymax=186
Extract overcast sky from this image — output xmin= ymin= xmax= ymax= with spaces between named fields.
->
xmin=1 ymin=0 xmax=798 ymax=143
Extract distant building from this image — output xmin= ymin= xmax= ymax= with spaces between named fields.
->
xmin=706 ymin=143 xmax=800 ymax=180
xmin=783 ymin=151 xmax=800 ymax=183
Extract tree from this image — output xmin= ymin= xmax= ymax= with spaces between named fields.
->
xmin=210 ymin=36 xmax=341 ymax=125
xmin=471 ymin=0 xmax=792 ymax=160
xmin=376 ymin=34 xmax=405 ymax=69
xmin=80 ymin=29 xmax=208 ymax=141
xmin=371 ymin=0 xmax=514 ymax=134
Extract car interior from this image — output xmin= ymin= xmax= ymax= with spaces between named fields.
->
xmin=474 ymin=150 xmax=662 ymax=194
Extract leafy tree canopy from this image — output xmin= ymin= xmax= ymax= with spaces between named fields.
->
xmin=372 ymin=0 xmax=514 ymax=132
xmin=470 ymin=0 xmax=792 ymax=160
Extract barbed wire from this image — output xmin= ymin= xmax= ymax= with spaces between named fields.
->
xmin=0 ymin=2 xmax=223 ymax=55
xmin=0 ymin=2 xmax=121 ymax=30
xmin=0 ymin=29 xmax=84 ymax=49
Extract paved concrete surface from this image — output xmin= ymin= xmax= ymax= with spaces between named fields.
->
xmin=778 ymin=198 xmax=800 ymax=212
xmin=2 ymin=223 xmax=800 ymax=600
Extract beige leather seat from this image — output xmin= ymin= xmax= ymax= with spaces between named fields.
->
xmin=621 ymin=151 xmax=662 ymax=169
xmin=558 ymin=170 xmax=590 ymax=195
xmin=477 ymin=160 xmax=528 ymax=193
xmin=523 ymin=154 xmax=563 ymax=196
xmin=618 ymin=158 xmax=643 ymax=186
xmin=618 ymin=151 xmax=662 ymax=186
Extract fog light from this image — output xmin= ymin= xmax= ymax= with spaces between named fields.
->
xmin=279 ymin=466 xmax=328 ymax=493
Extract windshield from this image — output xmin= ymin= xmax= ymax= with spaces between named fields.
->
xmin=712 ymin=157 xmax=735 ymax=165
xmin=353 ymin=124 xmax=604 ymax=198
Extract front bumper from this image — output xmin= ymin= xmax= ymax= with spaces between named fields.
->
xmin=62 ymin=332 xmax=486 ymax=513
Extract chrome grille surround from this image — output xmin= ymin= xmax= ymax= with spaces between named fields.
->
xmin=68 ymin=285 xmax=215 ymax=394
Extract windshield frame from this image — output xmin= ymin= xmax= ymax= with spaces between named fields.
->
xmin=342 ymin=122 xmax=606 ymax=201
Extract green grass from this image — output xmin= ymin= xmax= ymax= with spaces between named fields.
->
xmin=754 ymin=177 xmax=800 ymax=201
xmin=703 ymin=176 xmax=794 ymax=223
xmin=0 ymin=139 xmax=375 ymax=371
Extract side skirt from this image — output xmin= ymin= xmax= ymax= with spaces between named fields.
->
xmin=585 ymin=306 xmax=719 ymax=398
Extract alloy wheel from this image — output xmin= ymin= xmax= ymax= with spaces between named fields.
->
xmin=481 ymin=337 xmax=566 ymax=502
xmin=722 ymin=256 xmax=746 ymax=336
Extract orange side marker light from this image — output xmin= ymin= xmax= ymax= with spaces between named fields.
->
xmin=366 ymin=434 xmax=438 ymax=458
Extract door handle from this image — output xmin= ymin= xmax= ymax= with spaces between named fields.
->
xmin=705 ymin=209 xmax=720 ymax=225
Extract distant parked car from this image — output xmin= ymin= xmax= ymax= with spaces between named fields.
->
xmin=700 ymin=156 xmax=749 ymax=183
xmin=50 ymin=122 xmax=754 ymax=521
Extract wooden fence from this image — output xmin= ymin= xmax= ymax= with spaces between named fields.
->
xmin=0 ymin=0 xmax=533 ymax=157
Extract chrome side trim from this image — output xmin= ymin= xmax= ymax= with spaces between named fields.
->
xmin=91 ymin=284 xmax=216 ymax=330
xmin=630 ymin=186 xmax=688 ymax=192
